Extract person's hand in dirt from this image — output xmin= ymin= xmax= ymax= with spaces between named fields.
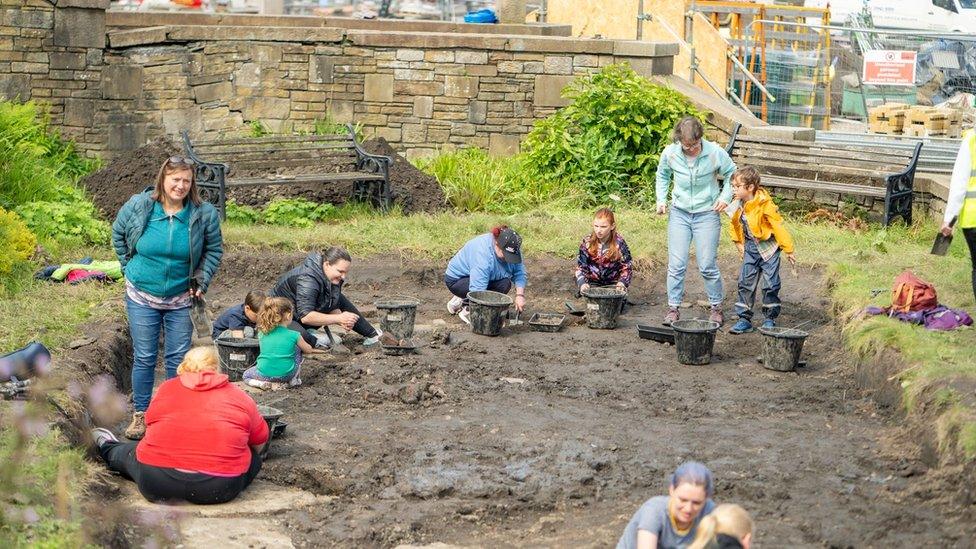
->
xmin=736 ymin=242 xmax=745 ymax=258
xmin=515 ymin=294 xmax=526 ymax=312
xmin=941 ymin=222 xmax=954 ymax=237
xmin=580 ymin=283 xmax=591 ymax=294
xmin=615 ymin=281 xmax=627 ymax=293
xmin=713 ymin=200 xmax=729 ymax=213
xmin=335 ymin=311 xmax=359 ymax=330
xmin=656 ymin=204 xmax=667 ymax=215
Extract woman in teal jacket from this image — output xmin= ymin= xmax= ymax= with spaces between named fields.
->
xmin=112 ymin=156 xmax=223 ymax=440
xmin=655 ymin=117 xmax=736 ymax=327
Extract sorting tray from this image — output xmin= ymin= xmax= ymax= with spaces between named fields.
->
xmin=528 ymin=313 xmax=566 ymax=332
xmin=636 ymin=323 xmax=675 ymax=345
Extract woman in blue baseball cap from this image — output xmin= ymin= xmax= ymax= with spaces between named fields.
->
xmin=444 ymin=225 xmax=527 ymax=324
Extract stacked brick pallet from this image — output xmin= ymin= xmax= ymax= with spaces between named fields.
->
xmin=868 ymin=103 xmax=962 ymax=138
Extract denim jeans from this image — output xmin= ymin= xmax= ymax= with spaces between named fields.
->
xmin=666 ymin=206 xmax=723 ymax=307
xmin=734 ymin=239 xmax=782 ymax=321
xmin=126 ymin=296 xmax=192 ymax=412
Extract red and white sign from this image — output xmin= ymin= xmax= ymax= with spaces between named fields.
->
xmin=862 ymin=50 xmax=917 ymax=86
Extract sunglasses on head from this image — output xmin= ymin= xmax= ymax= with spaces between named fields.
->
xmin=167 ymin=156 xmax=195 ymax=167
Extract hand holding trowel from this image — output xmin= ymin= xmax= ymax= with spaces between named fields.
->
xmin=188 ymin=278 xmax=213 ymax=340
xmin=931 ymin=216 xmax=957 ymax=256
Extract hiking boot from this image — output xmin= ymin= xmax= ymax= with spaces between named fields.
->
xmin=447 ymin=296 xmax=464 ymax=315
xmin=663 ymin=308 xmax=679 ymax=326
xmin=91 ymin=427 xmax=119 ymax=449
xmin=709 ymin=306 xmax=725 ymax=326
xmin=729 ymin=318 xmax=754 ymax=334
xmin=760 ymin=319 xmax=776 ymax=330
xmin=458 ymin=307 xmax=471 ymax=325
xmin=124 ymin=412 xmax=146 ymax=440
xmin=245 ymin=378 xmax=272 ymax=391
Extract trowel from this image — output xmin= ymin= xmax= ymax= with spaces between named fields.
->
xmin=930 ymin=217 xmax=956 ymax=256
xmin=188 ymin=279 xmax=213 ymax=340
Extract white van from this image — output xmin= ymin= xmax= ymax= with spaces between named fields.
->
xmin=869 ymin=0 xmax=976 ymax=33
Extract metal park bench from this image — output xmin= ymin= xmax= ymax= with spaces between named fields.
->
xmin=726 ymin=123 xmax=923 ymax=226
xmin=181 ymin=124 xmax=392 ymax=219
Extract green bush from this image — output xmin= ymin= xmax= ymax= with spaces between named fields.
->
xmin=0 ymin=101 xmax=99 ymax=209
xmin=224 ymin=200 xmax=261 ymax=225
xmin=0 ymin=208 xmax=36 ymax=276
xmin=14 ymin=200 xmax=109 ymax=248
xmin=418 ymin=148 xmax=578 ymax=214
xmin=263 ymin=198 xmax=337 ymax=227
xmin=522 ymin=64 xmax=703 ymax=204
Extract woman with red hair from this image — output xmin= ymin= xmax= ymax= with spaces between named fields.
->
xmin=575 ymin=208 xmax=633 ymax=295
xmin=445 ymin=225 xmax=527 ymax=324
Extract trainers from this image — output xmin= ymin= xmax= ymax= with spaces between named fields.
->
xmin=124 ymin=412 xmax=146 ymax=440
xmin=458 ymin=307 xmax=471 ymax=325
xmin=760 ymin=319 xmax=776 ymax=330
xmin=709 ymin=306 xmax=725 ymax=326
xmin=663 ymin=308 xmax=679 ymax=326
xmin=91 ymin=427 xmax=119 ymax=449
xmin=447 ymin=296 xmax=464 ymax=315
xmin=729 ymin=318 xmax=754 ymax=334
xmin=289 ymin=377 xmax=302 ymax=387
xmin=245 ymin=378 xmax=272 ymax=391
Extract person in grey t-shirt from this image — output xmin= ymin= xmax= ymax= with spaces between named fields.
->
xmin=617 ymin=462 xmax=717 ymax=549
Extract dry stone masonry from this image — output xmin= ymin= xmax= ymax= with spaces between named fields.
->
xmin=1 ymin=4 xmax=678 ymax=159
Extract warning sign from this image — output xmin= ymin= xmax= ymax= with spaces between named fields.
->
xmin=862 ymin=50 xmax=917 ymax=86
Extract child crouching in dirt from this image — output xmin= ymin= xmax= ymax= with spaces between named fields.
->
xmin=244 ymin=297 xmax=317 ymax=390
xmin=575 ymin=207 xmax=633 ymax=296
xmin=212 ymin=289 xmax=265 ymax=340
xmin=728 ymin=166 xmax=795 ymax=334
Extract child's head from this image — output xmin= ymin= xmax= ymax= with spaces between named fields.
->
xmin=588 ymin=207 xmax=622 ymax=260
xmin=256 ymin=297 xmax=294 ymax=334
xmin=176 ymin=346 xmax=221 ymax=376
xmin=688 ymin=504 xmax=754 ymax=549
xmin=243 ymin=290 xmax=267 ymax=322
xmin=731 ymin=166 xmax=761 ymax=202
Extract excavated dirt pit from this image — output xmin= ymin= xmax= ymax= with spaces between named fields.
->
xmin=149 ymin=250 xmax=972 ymax=547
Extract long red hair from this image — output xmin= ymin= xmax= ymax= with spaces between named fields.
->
xmin=588 ymin=208 xmax=621 ymax=261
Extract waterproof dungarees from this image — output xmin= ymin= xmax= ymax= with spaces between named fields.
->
xmin=961 ymin=131 xmax=976 ymax=301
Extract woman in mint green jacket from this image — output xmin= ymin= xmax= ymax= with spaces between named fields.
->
xmin=112 ymin=156 xmax=223 ymax=440
xmin=655 ymin=117 xmax=736 ymax=327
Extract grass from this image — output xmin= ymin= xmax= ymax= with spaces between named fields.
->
xmin=225 ymin=207 xmax=976 ymax=459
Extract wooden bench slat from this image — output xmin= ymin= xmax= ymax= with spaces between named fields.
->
xmin=193 ymin=134 xmax=353 ymax=147
xmin=732 ymin=142 xmax=914 ymax=164
xmin=228 ymin=158 xmax=358 ymax=172
xmin=213 ymin=150 xmax=358 ymax=163
xmin=761 ymin=175 xmax=887 ymax=198
xmin=732 ymin=157 xmax=893 ymax=181
xmin=193 ymin=143 xmax=356 ymax=156
xmin=226 ymin=172 xmax=385 ymax=187
xmin=731 ymin=148 xmax=909 ymax=174
xmin=733 ymin=137 xmax=915 ymax=160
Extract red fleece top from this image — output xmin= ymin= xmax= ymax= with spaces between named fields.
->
xmin=136 ymin=372 xmax=269 ymax=475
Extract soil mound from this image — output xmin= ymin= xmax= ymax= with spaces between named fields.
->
xmin=362 ymin=137 xmax=446 ymax=213
xmin=81 ymin=137 xmax=182 ymax=218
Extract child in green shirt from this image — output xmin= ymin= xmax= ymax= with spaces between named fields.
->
xmin=244 ymin=297 xmax=317 ymax=390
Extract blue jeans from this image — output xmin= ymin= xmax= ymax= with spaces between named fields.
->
xmin=126 ymin=297 xmax=192 ymax=412
xmin=667 ymin=207 xmax=723 ymax=308
xmin=734 ymin=240 xmax=782 ymax=321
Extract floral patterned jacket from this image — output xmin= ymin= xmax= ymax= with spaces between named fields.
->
xmin=574 ymin=233 xmax=633 ymax=288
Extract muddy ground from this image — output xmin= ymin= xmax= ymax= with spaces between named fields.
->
xmin=181 ymin=251 xmax=975 ymax=548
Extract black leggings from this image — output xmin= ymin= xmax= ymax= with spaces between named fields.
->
xmin=99 ymin=441 xmax=262 ymax=505
xmin=444 ymin=275 xmax=513 ymax=306
xmin=965 ymin=228 xmax=976 ymax=303
xmin=299 ymin=293 xmax=377 ymax=338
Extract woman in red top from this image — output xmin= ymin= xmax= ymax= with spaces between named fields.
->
xmin=92 ymin=346 xmax=269 ymax=504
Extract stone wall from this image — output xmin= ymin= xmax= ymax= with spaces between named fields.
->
xmin=0 ymin=7 xmax=679 ymax=160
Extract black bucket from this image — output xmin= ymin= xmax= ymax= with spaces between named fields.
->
xmin=468 ymin=290 xmax=513 ymax=336
xmin=376 ymin=296 xmax=420 ymax=339
xmin=759 ymin=326 xmax=808 ymax=372
xmin=214 ymin=336 xmax=259 ymax=382
xmin=671 ymin=319 xmax=720 ymax=365
xmin=257 ymin=405 xmax=283 ymax=459
xmin=581 ymin=287 xmax=626 ymax=329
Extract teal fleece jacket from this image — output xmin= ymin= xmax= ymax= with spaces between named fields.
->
xmin=655 ymin=138 xmax=736 ymax=213
xmin=112 ymin=191 xmax=223 ymax=297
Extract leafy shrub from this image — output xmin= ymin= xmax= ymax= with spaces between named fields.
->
xmin=0 ymin=207 xmax=36 ymax=276
xmin=248 ymin=120 xmax=270 ymax=137
xmin=522 ymin=64 xmax=703 ymax=204
xmin=0 ymin=101 xmax=99 ymax=209
xmin=418 ymin=148 xmax=578 ymax=214
xmin=263 ymin=198 xmax=337 ymax=227
xmin=15 ymin=199 xmax=110 ymax=247
xmin=225 ymin=200 xmax=261 ymax=225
